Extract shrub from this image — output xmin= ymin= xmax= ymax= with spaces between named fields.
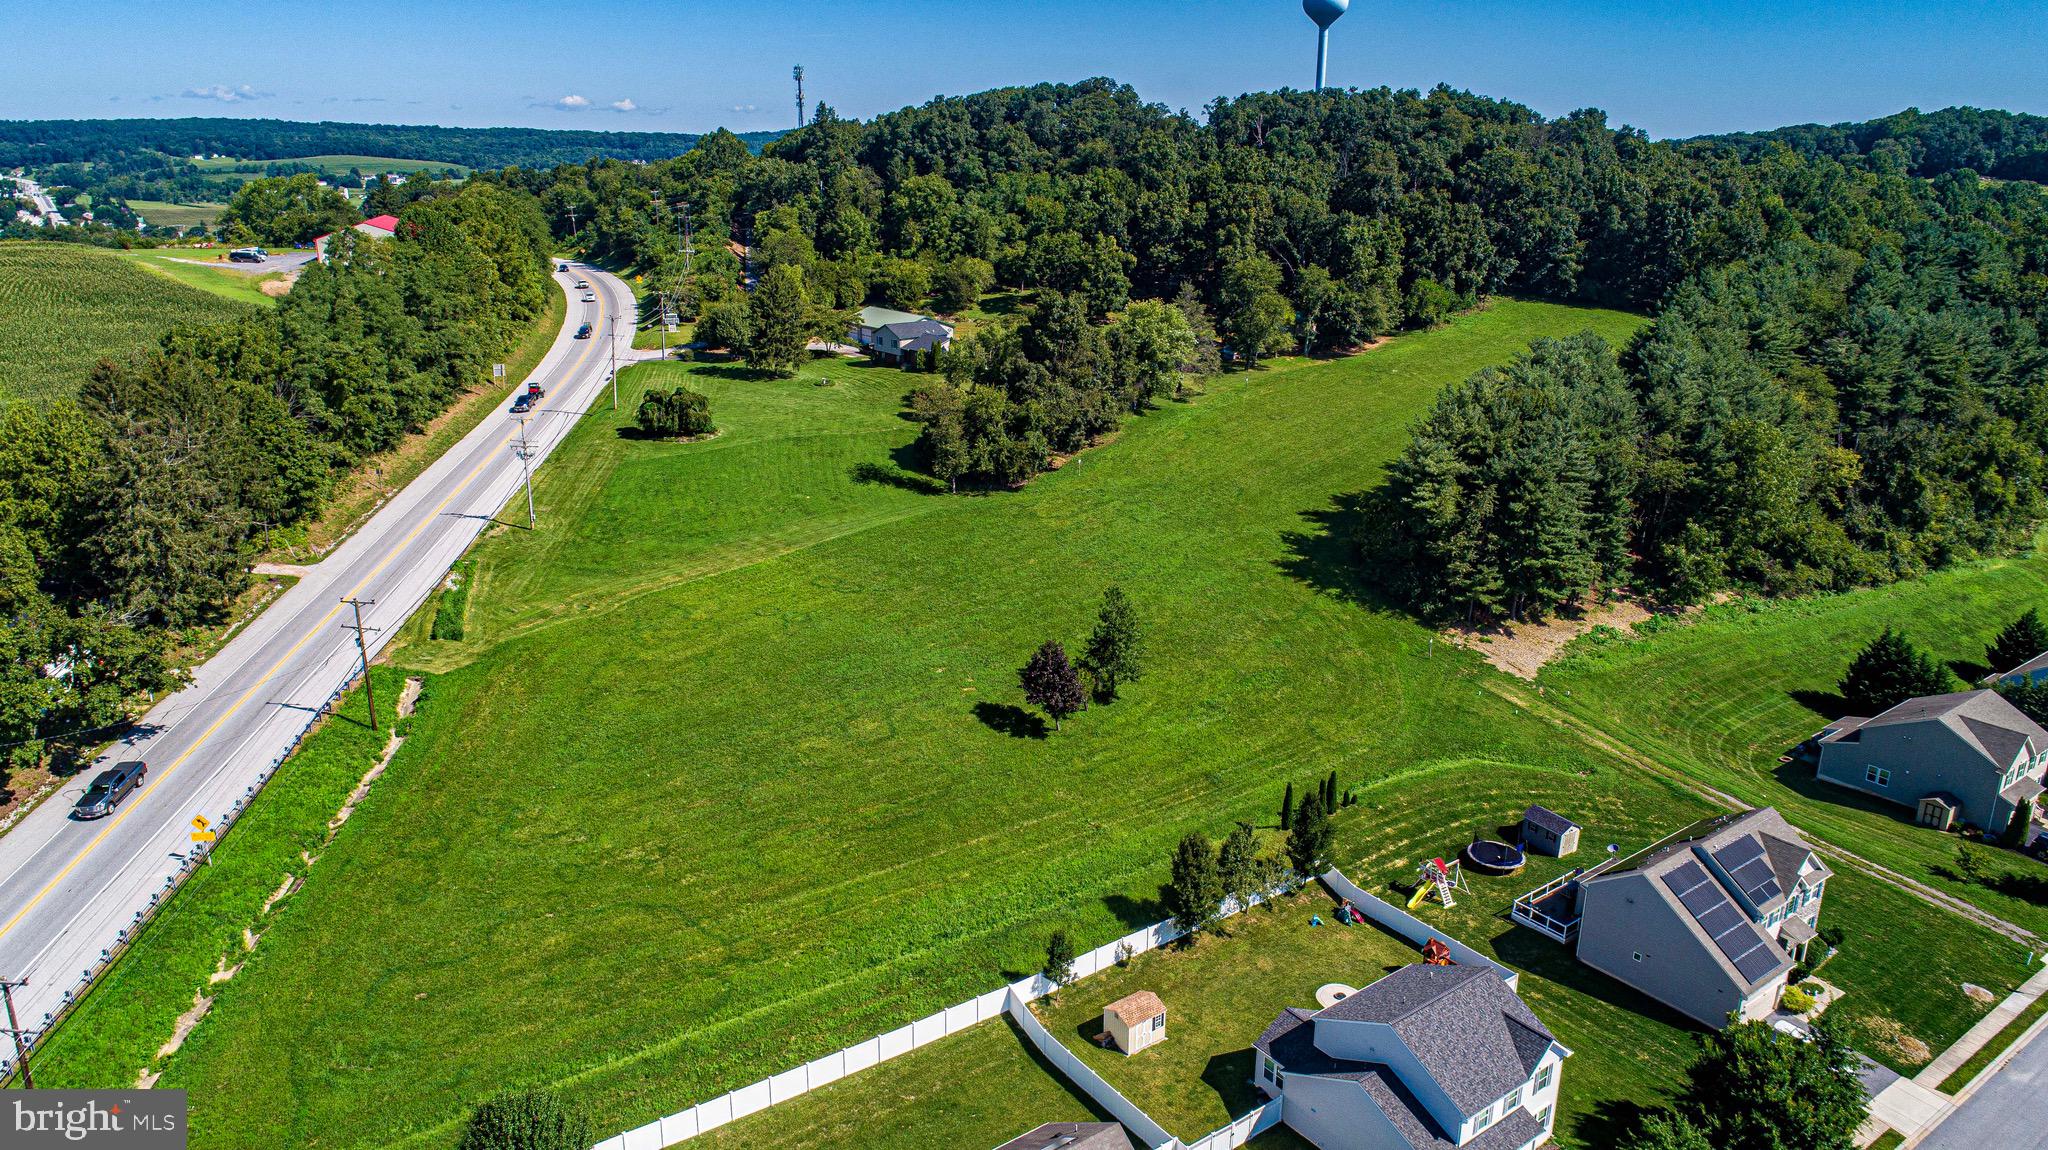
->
xmin=1779 ymin=985 xmax=1816 ymax=1013
xmin=635 ymin=385 xmax=714 ymax=438
xmin=457 ymin=1090 xmax=591 ymax=1150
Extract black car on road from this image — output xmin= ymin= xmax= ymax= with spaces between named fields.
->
xmin=73 ymin=761 xmax=146 ymax=819
xmin=510 ymin=393 xmax=534 ymax=414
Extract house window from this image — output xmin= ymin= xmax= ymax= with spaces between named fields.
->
xmin=1152 ymin=1013 xmax=1165 ymax=1032
xmin=1472 ymin=1108 xmax=1495 ymax=1134
xmin=1865 ymin=765 xmax=1891 ymax=787
xmin=1261 ymin=1056 xmax=1277 ymax=1082
xmin=1497 ymin=1086 xmax=1522 ymax=1116
xmin=1537 ymin=1105 xmax=1554 ymax=1132
xmin=1534 ymin=1063 xmax=1554 ymax=1093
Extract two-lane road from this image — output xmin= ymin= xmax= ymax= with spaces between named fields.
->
xmin=0 ymin=262 xmax=642 ymax=1065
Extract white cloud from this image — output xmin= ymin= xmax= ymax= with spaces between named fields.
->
xmin=182 ymin=83 xmax=265 ymax=103
xmin=610 ymin=98 xmax=637 ymax=113
xmin=555 ymin=94 xmax=591 ymax=110
xmin=731 ymin=104 xmax=757 ymax=113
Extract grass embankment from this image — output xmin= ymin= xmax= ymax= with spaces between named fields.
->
xmin=1540 ymin=570 xmax=2048 ymax=940
xmin=1937 ymin=990 xmax=2048 ymax=1092
xmin=430 ymin=560 xmax=477 ymax=641
xmin=157 ymin=300 xmax=1652 ymax=1149
xmin=0 ymin=241 xmax=254 ymax=406
xmin=276 ymin=276 xmax=567 ymax=558
xmin=120 ymin=248 xmax=286 ymax=307
xmin=27 ymin=669 xmax=404 ymax=1087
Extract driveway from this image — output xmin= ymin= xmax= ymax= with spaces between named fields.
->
xmin=165 ymin=251 xmax=317 ymax=275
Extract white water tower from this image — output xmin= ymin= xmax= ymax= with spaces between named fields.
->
xmin=1304 ymin=0 xmax=1350 ymax=91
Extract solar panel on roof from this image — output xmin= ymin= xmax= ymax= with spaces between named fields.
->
xmin=1727 ymin=856 xmax=1783 ymax=905
xmin=1665 ymin=860 xmax=1711 ymax=895
xmin=1713 ymin=835 xmax=1767 ymax=869
xmin=1732 ymin=939 xmax=1788 ymax=983
xmin=1697 ymin=902 xmax=1747 ymax=939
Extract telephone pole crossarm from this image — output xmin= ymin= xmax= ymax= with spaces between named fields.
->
xmin=2 ymin=976 xmax=34 ymax=1088
xmin=339 ymin=598 xmax=380 ymax=730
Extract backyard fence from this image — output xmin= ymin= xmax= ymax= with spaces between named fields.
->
xmin=1319 ymin=867 xmax=1519 ymax=989
xmin=1005 ymin=988 xmax=1178 ymax=1149
xmin=1180 ymin=1099 xmax=1285 ymax=1150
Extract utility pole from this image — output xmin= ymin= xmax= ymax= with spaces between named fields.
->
xmin=677 ymin=199 xmax=693 ymax=275
xmin=607 ymin=311 xmax=619 ymax=410
xmin=566 ymin=203 xmax=578 ymax=238
xmin=793 ymin=66 xmax=806 ymax=129
xmin=339 ymin=598 xmax=378 ymax=731
xmin=2 ymin=976 xmax=32 ymax=1088
xmin=514 ymin=415 xmax=536 ymax=530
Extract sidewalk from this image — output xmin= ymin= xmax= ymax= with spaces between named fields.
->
xmin=1915 ymin=963 xmax=2048 ymax=1087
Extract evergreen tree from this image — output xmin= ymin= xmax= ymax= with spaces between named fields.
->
xmin=1287 ymin=790 xmax=1334 ymax=876
xmin=457 ymin=1090 xmax=591 ymax=1150
xmin=1999 ymin=679 xmax=2048 ymax=727
xmin=1217 ymin=821 xmax=1260 ymax=914
xmin=742 ymin=264 xmax=813 ymax=376
xmin=1080 ymin=585 xmax=1143 ymax=700
xmin=1018 ymin=640 xmax=1086 ymax=730
xmin=1986 ymin=609 xmax=2048 ymax=674
xmin=1839 ymin=627 xmax=1954 ymax=715
xmin=1617 ymin=1114 xmax=1716 ymax=1150
xmin=1042 ymin=929 xmax=1077 ymax=989
xmin=1280 ymin=781 xmax=1294 ymax=830
xmin=1163 ymin=831 xmax=1221 ymax=935
xmin=2005 ymin=797 xmax=2036 ymax=849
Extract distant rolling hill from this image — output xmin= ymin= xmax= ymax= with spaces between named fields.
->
xmin=0 ymin=117 xmax=785 ymax=172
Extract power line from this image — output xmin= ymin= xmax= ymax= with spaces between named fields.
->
xmin=2 ymin=977 xmax=34 ymax=1088
xmin=514 ymin=415 xmax=537 ymax=530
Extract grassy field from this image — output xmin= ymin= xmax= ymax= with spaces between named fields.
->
xmin=189 ymin=154 xmax=470 ymax=180
xmin=26 ymin=669 xmax=403 ymax=1087
xmin=0 ymin=241 xmax=255 ymax=407
xmin=120 ymin=248 xmax=285 ymax=307
xmin=1937 ymin=989 xmax=2048 ymax=1092
xmin=1540 ymin=569 xmax=2048 ymax=940
xmin=151 ymin=300 xmax=1657 ymax=1148
xmin=125 ymin=199 xmax=226 ymax=228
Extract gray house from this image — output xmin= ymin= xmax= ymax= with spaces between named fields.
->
xmin=850 ymin=305 xmax=954 ymax=365
xmin=1520 ymin=807 xmax=1579 ymax=858
xmin=1253 ymin=964 xmax=1568 ymax=1150
xmin=994 ymin=1123 xmax=1133 ymax=1150
xmin=1572 ymin=808 xmax=1828 ymax=1029
xmin=1986 ymin=650 xmax=2048 ymax=688
xmin=1814 ymin=690 xmax=2047 ymax=832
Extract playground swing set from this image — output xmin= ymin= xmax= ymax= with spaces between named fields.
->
xmin=1407 ymin=856 xmax=1468 ymax=910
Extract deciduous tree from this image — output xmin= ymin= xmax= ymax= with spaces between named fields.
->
xmin=1018 ymin=640 xmax=1086 ymax=730
xmin=1080 ymin=585 xmax=1143 ymax=701
xmin=457 ymin=1090 xmax=592 ymax=1150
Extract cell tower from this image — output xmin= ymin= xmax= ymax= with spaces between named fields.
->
xmin=793 ymin=66 xmax=806 ymax=128
xmin=1304 ymin=0 xmax=1349 ymax=92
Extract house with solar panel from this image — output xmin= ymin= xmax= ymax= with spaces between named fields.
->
xmin=1570 ymin=808 xmax=1830 ymax=1029
xmin=1252 ymin=964 xmax=1569 ymax=1150
xmin=1813 ymin=689 xmax=2048 ymax=833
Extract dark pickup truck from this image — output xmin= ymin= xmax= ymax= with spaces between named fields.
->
xmin=74 ymin=761 xmax=146 ymax=819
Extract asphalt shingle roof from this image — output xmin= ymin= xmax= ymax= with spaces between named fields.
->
xmin=1311 ymin=964 xmax=1555 ymax=1113
xmin=1522 ymin=805 xmax=1577 ymax=836
xmin=1863 ymin=689 xmax=2048 ymax=767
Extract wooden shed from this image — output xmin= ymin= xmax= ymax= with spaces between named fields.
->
xmin=1102 ymin=990 xmax=1166 ymax=1056
xmin=1521 ymin=805 xmax=1581 ymax=857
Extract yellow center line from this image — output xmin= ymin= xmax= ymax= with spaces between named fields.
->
xmin=0 ymin=277 xmax=616 ymax=945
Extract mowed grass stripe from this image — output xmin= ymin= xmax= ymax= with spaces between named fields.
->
xmin=159 ymin=302 xmax=1650 ymax=1149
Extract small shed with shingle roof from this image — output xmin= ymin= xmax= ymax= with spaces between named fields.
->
xmin=1102 ymin=990 xmax=1166 ymax=1056
xmin=1521 ymin=805 xmax=1580 ymax=857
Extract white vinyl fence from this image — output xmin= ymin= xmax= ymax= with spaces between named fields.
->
xmin=1005 ymin=987 xmax=1178 ymax=1149
xmin=593 ymin=868 xmax=1477 ymax=1150
xmin=1318 ymin=867 xmax=1519 ymax=989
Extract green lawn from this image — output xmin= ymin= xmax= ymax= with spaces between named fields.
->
xmin=1540 ymin=571 xmax=2048 ymax=940
xmin=120 ymin=248 xmax=285 ymax=307
xmin=1032 ymin=885 xmax=1423 ymax=1142
xmin=189 ymin=154 xmax=470 ymax=179
xmin=152 ymin=300 xmax=1659 ymax=1149
xmin=1937 ymin=985 xmax=2048 ymax=1092
xmin=0 ymin=241 xmax=256 ymax=406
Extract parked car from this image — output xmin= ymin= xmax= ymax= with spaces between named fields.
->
xmin=73 ymin=761 xmax=146 ymax=820
xmin=510 ymin=394 xmax=533 ymax=414
xmin=229 ymin=247 xmax=267 ymax=263
xmin=575 ymin=323 xmax=592 ymax=339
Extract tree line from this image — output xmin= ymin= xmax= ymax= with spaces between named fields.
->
xmin=0 ymin=180 xmax=553 ymax=782
xmin=1363 ymin=152 xmax=2048 ymax=620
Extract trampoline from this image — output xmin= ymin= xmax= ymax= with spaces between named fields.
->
xmin=1463 ymin=839 xmax=1526 ymax=877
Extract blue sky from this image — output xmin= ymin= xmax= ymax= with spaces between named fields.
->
xmin=4 ymin=0 xmax=2045 ymax=140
